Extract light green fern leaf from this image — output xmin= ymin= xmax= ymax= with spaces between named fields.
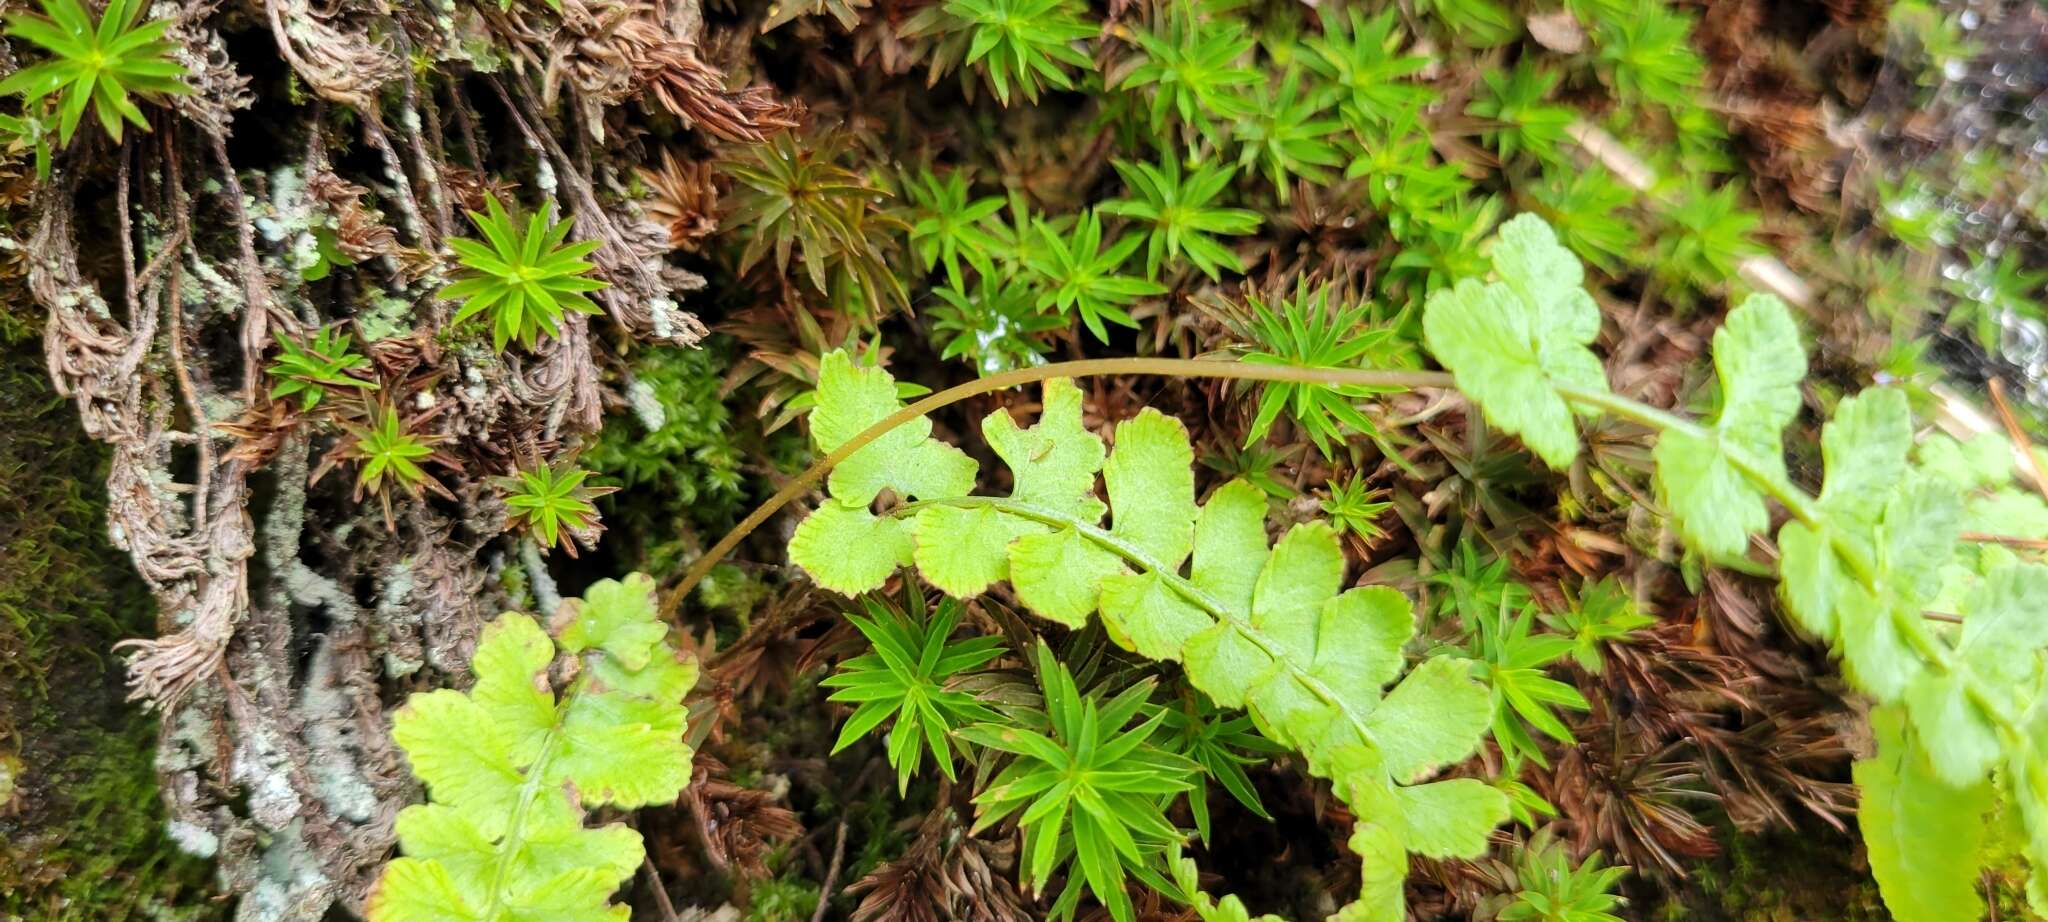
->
xmin=1903 ymin=563 xmax=2048 ymax=788
xmin=1855 ymin=705 xmax=1993 ymax=922
xmin=1651 ymin=293 xmax=1805 ymax=559
xmin=1777 ymin=388 xmax=1911 ymax=640
xmin=1421 ymin=212 xmax=1608 ymax=469
xmin=556 ymin=573 xmax=668 ymax=670
xmin=1771 ymin=385 xmax=1965 ymax=707
xmin=792 ymin=351 xmax=978 ymax=595
xmin=369 ymin=575 xmax=698 ymax=922
xmin=788 ymin=358 xmax=1504 ymax=921
xmin=1768 ymin=387 xmax=1966 ymax=705
xmin=812 ymin=351 xmax=977 ymax=504
xmin=1430 ymin=214 xmax=2048 ymax=922
xmin=916 ymin=377 xmax=1105 ymax=596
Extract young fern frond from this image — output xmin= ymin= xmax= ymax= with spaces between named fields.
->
xmin=904 ymin=167 xmax=1007 ymax=289
xmin=929 ymin=275 xmax=1064 ymax=372
xmin=495 ymin=462 xmax=615 ymax=557
xmin=723 ymin=131 xmax=908 ymax=317
xmin=1228 ymin=280 xmax=1417 ymax=461
xmin=1592 ymin=0 xmax=1707 ymax=110
xmin=1113 ymin=0 xmax=1258 ymax=145
xmin=1301 ymin=8 xmax=1432 ymax=127
xmin=905 ymin=0 xmax=1095 ymax=106
xmin=1466 ymin=60 xmax=1575 ymax=166
xmin=1024 ymin=209 xmax=1164 ymax=343
xmin=267 ymin=326 xmax=376 ymax=411
xmin=786 ymin=351 xmax=1504 ymax=922
xmin=959 ymin=644 xmax=1197 ymax=922
xmin=368 ymin=574 xmax=698 ymax=922
xmin=1229 ymin=67 xmax=1346 ymax=201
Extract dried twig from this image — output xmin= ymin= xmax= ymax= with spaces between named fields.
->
xmin=1990 ymin=378 xmax=2048 ymax=505
xmin=812 ymin=820 xmax=850 ymax=922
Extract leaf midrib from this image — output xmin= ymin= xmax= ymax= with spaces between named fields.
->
xmin=898 ymin=495 xmax=1380 ymax=754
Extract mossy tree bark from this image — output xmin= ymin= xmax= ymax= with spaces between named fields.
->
xmin=7 ymin=1 xmax=764 ymax=917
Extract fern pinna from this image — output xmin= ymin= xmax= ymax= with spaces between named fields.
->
xmin=367 ymin=574 xmax=698 ymax=922
xmin=788 ymin=351 xmax=1503 ymax=921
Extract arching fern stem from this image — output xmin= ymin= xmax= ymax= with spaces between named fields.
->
xmin=663 ymin=359 xmax=2022 ymax=761
xmin=660 ymin=358 xmax=1456 ymax=616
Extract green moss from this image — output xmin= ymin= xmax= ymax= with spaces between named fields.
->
xmin=584 ymin=338 xmax=800 ymax=574
xmin=0 ymin=299 xmax=219 ymax=919
xmin=745 ymin=866 xmax=821 ymax=922
xmin=1650 ymin=826 xmax=1885 ymax=922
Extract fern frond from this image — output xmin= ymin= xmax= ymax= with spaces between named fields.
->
xmin=1427 ymin=213 xmax=2048 ymax=922
xmin=787 ymin=351 xmax=1504 ymax=922
xmin=368 ymin=574 xmax=698 ymax=922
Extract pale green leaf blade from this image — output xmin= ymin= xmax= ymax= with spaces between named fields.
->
xmin=503 ymin=791 xmax=643 ymax=896
xmin=1098 ymin=571 xmax=1212 ymax=662
xmin=555 ymin=574 xmax=666 ymax=670
xmin=1653 ymin=430 xmax=1763 ymax=560
xmin=1958 ymin=564 xmax=2048 ymax=686
xmin=1881 ymin=478 xmax=1963 ymax=603
xmin=367 ymin=857 xmax=488 ymax=922
xmin=914 ymin=503 xmax=1036 ymax=597
xmin=1363 ymin=657 xmax=1492 ymax=782
xmin=1421 ymin=214 xmax=1607 ymax=469
xmin=1710 ymin=294 xmax=1805 ymax=468
xmin=467 ymin=613 xmax=558 ymax=765
xmin=1775 ymin=521 xmax=1840 ymax=638
xmin=1855 ymin=706 xmax=1992 ymax=922
xmin=1246 ymin=586 xmax=1416 ymax=749
xmin=982 ymin=377 xmax=1106 ymax=521
xmin=1838 ymin=586 xmax=1925 ymax=702
xmin=1008 ymin=527 xmax=1126 ymax=627
xmin=1184 ymin=622 xmax=1274 ymax=709
xmin=1334 ymin=817 xmax=1407 ymax=922
xmin=1314 ymin=586 xmax=1416 ymax=694
xmin=1816 ymin=387 xmax=1912 ymax=522
xmin=546 ymin=688 xmax=692 ymax=808
xmin=1901 ymin=672 xmax=2000 ymax=788
xmin=1392 ymin=778 xmax=1510 ymax=859
xmin=500 ymin=867 xmax=633 ymax=922
xmin=790 ymin=500 xmax=915 ymax=595
xmin=1104 ymin=409 xmax=1198 ymax=567
xmin=1491 ymin=213 xmax=1604 ymax=347
xmin=1251 ymin=522 xmax=1344 ymax=630
xmin=591 ymin=644 xmax=700 ymax=703
xmin=389 ymin=804 xmax=495 ymax=902
xmin=812 ymin=351 xmax=977 ymax=504
xmin=1654 ymin=295 xmax=1808 ymax=560
xmin=391 ymin=689 xmax=524 ymax=823
xmin=1192 ymin=480 xmax=1269 ymax=613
